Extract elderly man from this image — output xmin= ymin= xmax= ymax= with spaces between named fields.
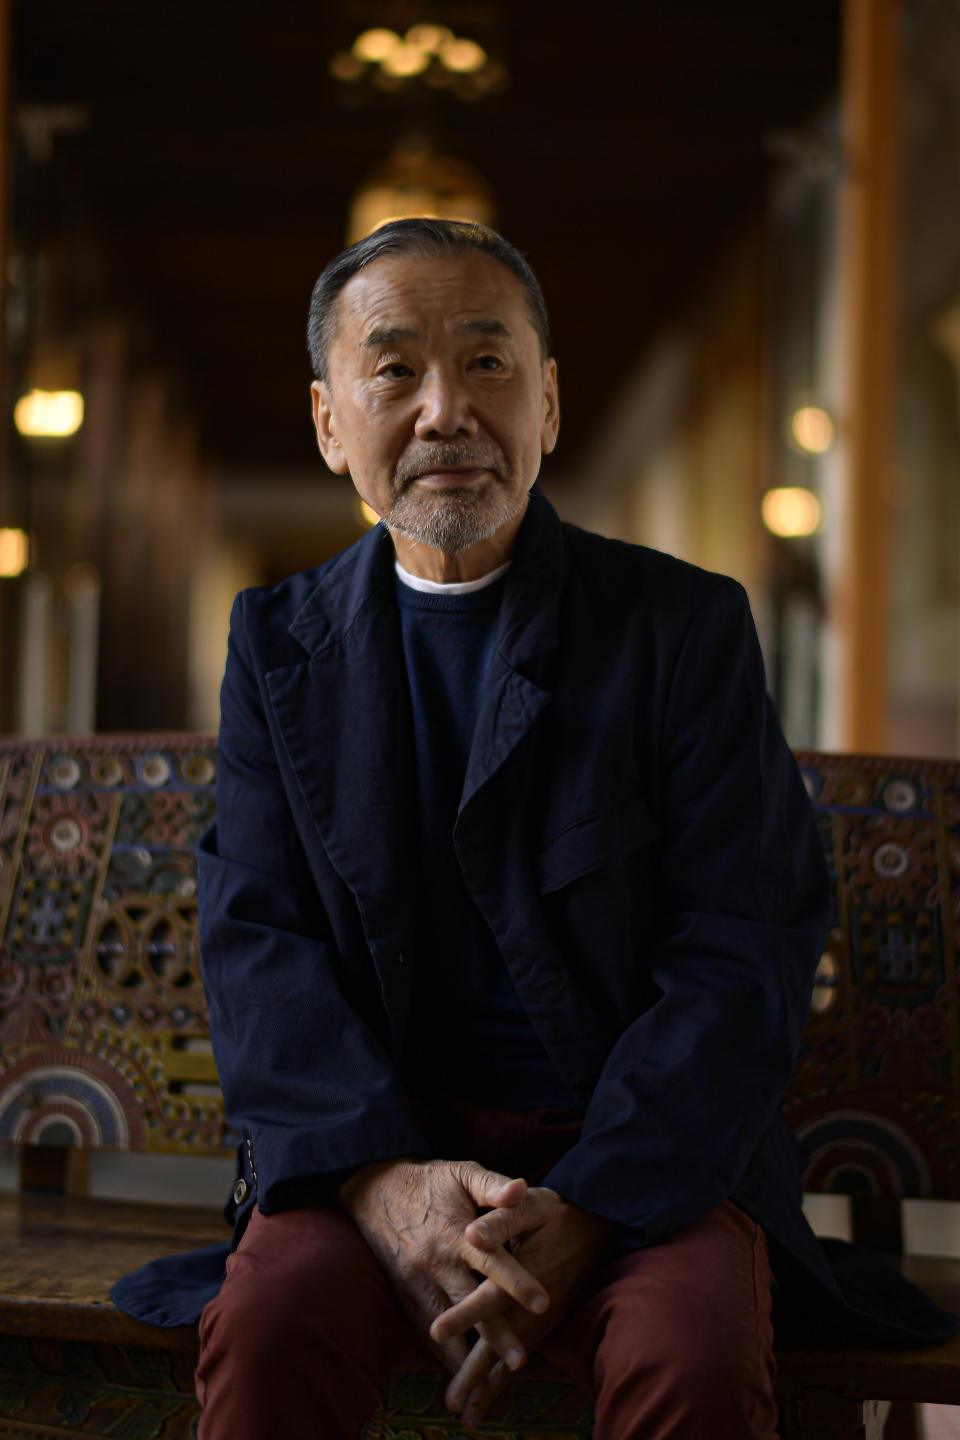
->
xmin=185 ymin=219 xmax=829 ymax=1438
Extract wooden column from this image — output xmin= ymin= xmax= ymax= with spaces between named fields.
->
xmin=0 ymin=0 xmax=8 ymax=520
xmin=839 ymin=0 xmax=900 ymax=750
xmin=0 ymin=0 xmax=11 ymax=733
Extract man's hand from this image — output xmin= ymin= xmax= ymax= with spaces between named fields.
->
xmin=338 ymin=1157 xmax=549 ymax=1374
xmin=429 ymin=1187 xmax=613 ymax=1428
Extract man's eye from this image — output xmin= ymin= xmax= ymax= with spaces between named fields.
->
xmin=379 ymin=363 xmax=412 ymax=379
xmin=471 ymin=355 xmax=503 ymax=371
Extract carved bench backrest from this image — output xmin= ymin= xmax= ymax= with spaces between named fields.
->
xmin=1 ymin=738 xmax=957 ymax=1199
xmin=785 ymin=752 xmax=959 ymax=1202
xmin=0 ymin=736 xmax=228 ymax=1158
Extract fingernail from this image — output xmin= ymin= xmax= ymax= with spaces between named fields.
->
xmin=531 ymin=1293 xmax=548 ymax=1314
xmin=506 ymin=1348 xmax=524 ymax=1371
xmin=472 ymin=1219 xmax=489 ymax=1242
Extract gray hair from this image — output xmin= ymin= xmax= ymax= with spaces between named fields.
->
xmin=306 ymin=218 xmax=551 ymax=382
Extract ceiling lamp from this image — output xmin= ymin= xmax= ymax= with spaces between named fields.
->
xmin=331 ymin=25 xmax=506 ymax=101
xmin=347 ymin=137 xmax=495 ymax=245
xmin=439 ymin=38 xmax=486 ymax=73
xmin=352 ymin=28 xmax=402 ymax=63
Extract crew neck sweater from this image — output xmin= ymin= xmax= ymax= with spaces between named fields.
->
xmin=394 ymin=572 xmax=579 ymax=1111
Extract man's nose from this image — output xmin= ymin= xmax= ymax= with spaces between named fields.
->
xmin=414 ymin=371 xmax=478 ymax=439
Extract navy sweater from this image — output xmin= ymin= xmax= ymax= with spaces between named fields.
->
xmin=395 ymin=572 xmax=580 ymax=1110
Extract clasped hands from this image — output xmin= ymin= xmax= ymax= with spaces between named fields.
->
xmin=339 ymin=1157 xmax=611 ymax=1430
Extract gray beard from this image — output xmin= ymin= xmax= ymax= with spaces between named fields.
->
xmin=383 ymin=479 xmax=528 ymax=555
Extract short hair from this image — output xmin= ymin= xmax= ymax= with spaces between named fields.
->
xmin=306 ymin=218 xmax=551 ymax=382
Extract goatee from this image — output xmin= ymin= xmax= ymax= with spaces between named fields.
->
xmin=383 ymin=447 xmax=528 ymax=554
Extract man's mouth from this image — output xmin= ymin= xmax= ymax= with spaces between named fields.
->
xmin=396 ymin=447 xmax=503 ymax=491
xmin=411 ymin=466 xmax=488 ymax=486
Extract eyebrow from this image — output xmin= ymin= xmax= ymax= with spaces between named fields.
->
xmin=458 ymin=318 xmax=511 ymax=339
xmin=360 ymin=326 xmax=416 ymax=349
xmin=359 ymin=317 xmax=511 ymax=349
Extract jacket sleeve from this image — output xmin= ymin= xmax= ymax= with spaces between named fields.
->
xmin=541 ymin=577 xmax=829 ymax=1243
xmin=199 ymin=591 xmax=432 ymax=1213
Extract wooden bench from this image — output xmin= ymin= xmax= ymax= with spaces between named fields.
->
xmin=0 ymin=735 xmax=957 ymax=1439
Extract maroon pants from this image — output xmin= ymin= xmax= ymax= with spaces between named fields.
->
xmin=195 ymin=1105 xmax=777 ymax=1439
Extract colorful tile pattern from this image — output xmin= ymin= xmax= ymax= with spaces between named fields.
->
xmin=786 ymin=753 xmax=960 ymax=1200
xmin=0 ymin=736 xmax=228 ymax=1159
xmin=2 ymin=738 xmax=958 ymax=1207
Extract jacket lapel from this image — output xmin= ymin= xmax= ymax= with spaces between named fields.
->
xmin=265 ymin=525 xmax=417 ymax=1038
xmin=459 ymin=487 xmax=562 ymax=814
xmin=453 ymin=493 xmax=618 ymax=1097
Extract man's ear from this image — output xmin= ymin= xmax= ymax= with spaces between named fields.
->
xmin=310 ymin=381 xmax=349 ymax=475
xmin=540 ymin=358 xmax=560 ymax=456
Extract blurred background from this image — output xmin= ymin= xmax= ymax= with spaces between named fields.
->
xmin=2 ymin=11 xmax=960 ymax=1432
xmin=0 ymin=0 xmax=957 ymax=756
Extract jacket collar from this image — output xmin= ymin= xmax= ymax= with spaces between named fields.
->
xmin=287 ymin=484 xmax=567 ymax=674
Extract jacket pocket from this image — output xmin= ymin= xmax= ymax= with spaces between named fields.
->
xmin=538 ymin=791 xmax=659 ymax=894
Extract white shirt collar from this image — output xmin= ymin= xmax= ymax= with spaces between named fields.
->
xmin=394 ymin=559 xmax=511 ymax=596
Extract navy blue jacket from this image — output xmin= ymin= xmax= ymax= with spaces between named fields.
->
xmin=112 ymin=489 xmax=956 ymax=1346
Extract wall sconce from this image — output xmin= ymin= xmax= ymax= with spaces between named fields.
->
xmin=790 ymin=404 xmax=835 ymax=455
xmin=0 ymin=528 xmax=31 ymax=577
xmin=14 ymin=388 xmax=84 ymax=438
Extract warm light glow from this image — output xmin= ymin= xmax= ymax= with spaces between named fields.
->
xmin=762 ymin=487 xmax=822 ymax=538
xmin=791 ymin=404 xmax=835 ymax=454
xmin=439 ymin=37 xmax=487 ymax=73
xmin=405 ymin=24 xmax=454 ymax=52
xmin=347 ymin=139 xmax=496 ymax=244
xmin=381 ymin=43 xmax=430 ymax=77
xmin=357 ymin=499 xmax=380 ymax=527
xmin=329 ymin=50 xmax=366 ymax=81
xmin=0 ymin=529 xmax=30 ymax=577
xmin=352 ymin=28 xmax=401 ymax=62
xmin=14 ymin=389 xmax=84 ymax=438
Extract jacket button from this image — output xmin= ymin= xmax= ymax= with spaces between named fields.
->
xmin=233 ymin=1178 xmax=249 ymax=1205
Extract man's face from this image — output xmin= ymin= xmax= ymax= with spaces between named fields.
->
xmin=311 ymin=249 xmax=559 ymax=555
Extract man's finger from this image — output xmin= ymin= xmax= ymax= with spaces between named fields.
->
xmin=428 ymin=1331 xmax=471 ymax=1375
xmin=462 ymin=1358 xmax=512 ymax=1430
xmin=475 ymin=1312 xmax=527 ymax=1376
xmin=401 ymin=1272 xmax=471 ymax=1374
xmin=430 ymin=1276 xmax=527 ymax=1371
xmin=464 ymin=1187 xmax=559 ymax=1250
xmin=455 ymin=1160 xmax=527 ymax=1211
xmin=432 ymin=1272 xmax=544 ymax=1343
xmin=464 ymin=1240 xmax=549 ymax=1316
xmin=444 ymin=1336 xmax=499 ymax=1416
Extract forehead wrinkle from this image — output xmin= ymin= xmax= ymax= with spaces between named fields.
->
xmin=358 ymin=317 xmax=511 ymax=352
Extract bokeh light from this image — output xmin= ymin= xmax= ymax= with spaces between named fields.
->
xmin=14 ymin=389 xmax=85 ymax=437
xmin=352 ymin=28 xmax=400 ymax=62
xmin=762 ymin=487 xmax=822 ymax=537
xmin=0 ymin=529 xmax=30 ymax=577
xmin=791 ymin=404 xmax=835 ymax=454
xmin=440 ymin=38 xmax=486 ymax=73
xmin=381 ymin=44 xmax=431 ymax=77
